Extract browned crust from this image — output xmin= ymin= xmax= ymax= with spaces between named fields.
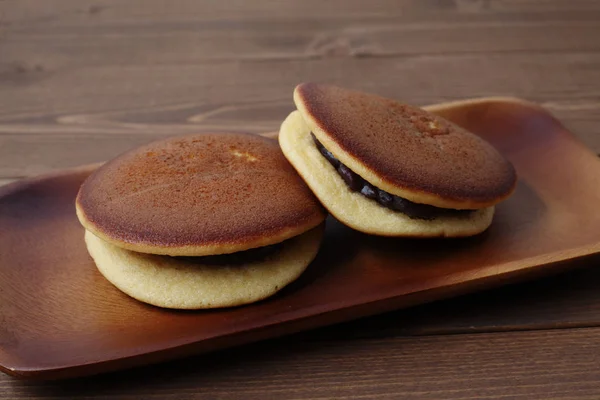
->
xmin=294 ymin=83 xmax=517 ymax=209
xmin=76 ymin=133 xmax=327 ymax=256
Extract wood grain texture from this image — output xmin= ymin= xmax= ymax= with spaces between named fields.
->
xmin=1 ymin=48 xmax=600 ymax=176
xmin=2 ymin=0 xmax=600 ymax=397
xmin=3 ymin=98 xmax=600 ymax=381
xmin=350 ymin=264 xmax=600 ymax=337
xmin=3 ymin=328 xmax=600 ymax=399
xmin=1 ymin=0 xmax=600 ymax=178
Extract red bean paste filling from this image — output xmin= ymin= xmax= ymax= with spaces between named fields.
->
xmin=312 ymin=133 xmax=475 ymax=220
xmin=174 ymin=243 xmax=283 ymax=265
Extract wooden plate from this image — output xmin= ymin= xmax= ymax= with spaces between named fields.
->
xmin=2 ymin=97 xmax=600 ymax=380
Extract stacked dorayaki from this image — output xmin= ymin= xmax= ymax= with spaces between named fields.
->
xmin=76 ymin=84 xmax=517 ymax=309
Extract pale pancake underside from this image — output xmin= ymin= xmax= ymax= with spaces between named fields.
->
xmin=279 ymin=111 xmax=494 ymax=237
xmin=85 ymin=225 xmax=324 ymax=309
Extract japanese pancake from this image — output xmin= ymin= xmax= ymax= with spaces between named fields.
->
xmin=279 ymin=83 xmax=517 ymax=238
xmin=76 ymin=133 xmax=327 ymax=309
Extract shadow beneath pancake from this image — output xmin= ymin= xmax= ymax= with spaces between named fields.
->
xmin=358 ymin=179 xmax=545 ymax=264
xmin=489 ymin=179 xmax=546 ymax=233
xmin=358 ymin=228 xmax=491 ymax=263
xmin=18 ymin=258 xmax=600 ymax=396
xmin=271 ymin=216 xmax=360 ymax=297
xmin=123 ymin=179 xmax=546 ymax=317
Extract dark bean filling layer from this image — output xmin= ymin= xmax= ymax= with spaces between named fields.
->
xmin=312 ymin=134 xmax=474 ymax=220
xmin=175 ymin=243 xmax=283 ymax=265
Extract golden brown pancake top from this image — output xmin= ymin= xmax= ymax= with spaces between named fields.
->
xmin=76 ymin=133 xmax=327 ymax=256
xmin=294 ymin=83 xmax=517 ymax=208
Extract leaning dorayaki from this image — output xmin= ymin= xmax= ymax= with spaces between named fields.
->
xmin=279 ymin=83 xmax=517 ymax=237
xmin=76 ymin=133 xmax=327 ymax=309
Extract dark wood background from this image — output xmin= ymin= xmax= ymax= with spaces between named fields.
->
xmin=2 ymin=0 xmax=600 ymax=398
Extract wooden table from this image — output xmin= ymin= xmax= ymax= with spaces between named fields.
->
xmin=2 ymin=1 xmax=600 ymax=398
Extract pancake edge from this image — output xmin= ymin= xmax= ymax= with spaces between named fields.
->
xmin=293 ymin=85 xmax=516 ymax=209
xmin=75 ymin=187 xmax=325 ymax=257
xmin=84 ymin=224 xmax=324 ymax=309
xmin=74 ymin=132 xmax=327 ymax=256
xmin=279 ymin=111 xmax=495 ymax=237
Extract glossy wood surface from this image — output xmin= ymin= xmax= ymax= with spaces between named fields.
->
xmin=1 ymin=97 xmax=599 ymax=381
xmin=2 ymin=0 xmax=600 ymax=397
